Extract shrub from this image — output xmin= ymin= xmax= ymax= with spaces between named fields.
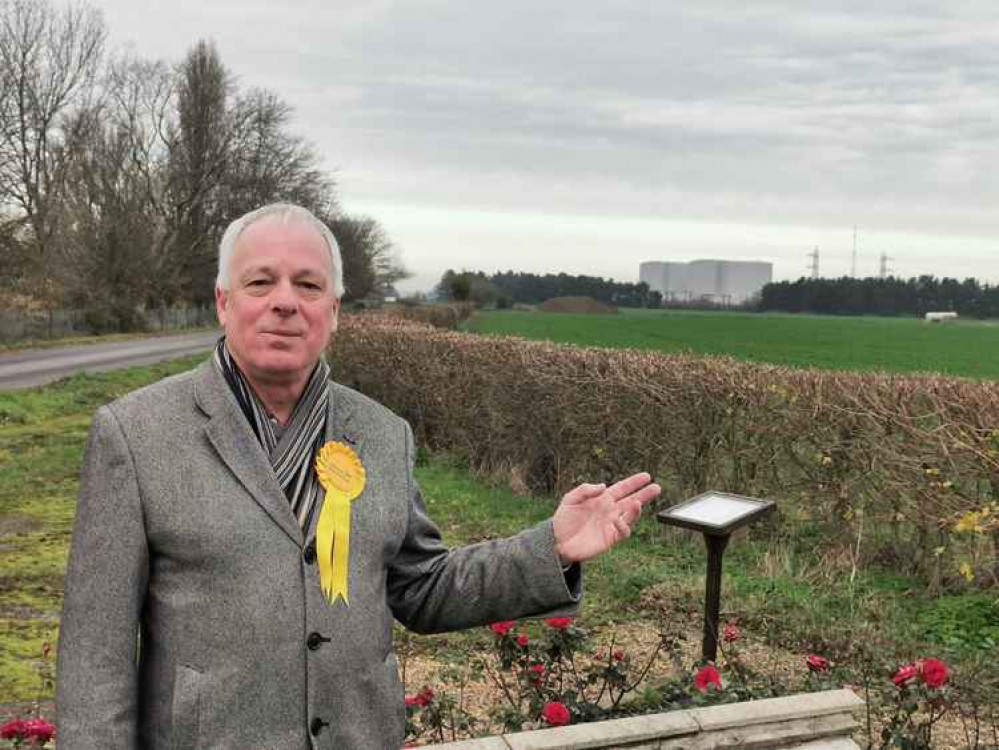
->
xmin=402 ymin=619 xmax=982 ymax=749
xmin=330 ymin=317 xmax=999 ymax=588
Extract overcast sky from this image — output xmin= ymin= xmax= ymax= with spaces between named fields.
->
xmin=96 ymin=1 xmax=999 ymax=293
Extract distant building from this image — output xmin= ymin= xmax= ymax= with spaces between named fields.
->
xmin=639 ymin=260 xmax=773 ymax=305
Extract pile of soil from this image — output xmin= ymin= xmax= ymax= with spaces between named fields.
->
xmin=538 ymin=296 xmax=618 ymax=314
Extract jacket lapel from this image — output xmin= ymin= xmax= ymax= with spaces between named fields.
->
xmin=194 ymin=361 xmax=303 ymax=545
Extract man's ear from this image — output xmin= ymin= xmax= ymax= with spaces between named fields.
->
xmin=329 ymin=298 xmax=341 ymax=335
xmin=215 ymin=286 xmax=229 ymax=328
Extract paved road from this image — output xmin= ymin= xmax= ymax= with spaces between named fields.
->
xmin=0 ymin=330 xmax=220 ymax=390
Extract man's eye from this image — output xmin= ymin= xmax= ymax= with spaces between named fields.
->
xmin=299 ymin=281 xmax=322 ymax=290
xmin=247 ymin=279 xmax=271 ymax=286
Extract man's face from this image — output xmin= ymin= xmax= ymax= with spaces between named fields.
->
xmin=215 ymin=218 xmax=339 ymax=389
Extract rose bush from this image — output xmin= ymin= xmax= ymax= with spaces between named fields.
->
xmin=402 ymin=619 xmax=855 ymax=745
xmin=402 ymin=623 xmax=969 ymax=750
xmin=879 ymin=657 xmax=953 ymax=749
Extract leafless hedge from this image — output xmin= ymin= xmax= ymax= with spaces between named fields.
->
xmin=352 ymin=302 xmax=474 ymax=330
xmin=330 ymin=315 xmax=999 ymax=588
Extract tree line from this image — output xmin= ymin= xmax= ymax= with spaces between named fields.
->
xmin=759 ymin=276 xmax=999 ymax=318
xmin=0 ymin=0 xmax=406 ymax=332
xmin=436 ymin=270 xmax=663 ymax=309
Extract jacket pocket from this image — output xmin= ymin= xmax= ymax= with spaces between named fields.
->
xmin=171 ymin=664 xmax=202 ymax=750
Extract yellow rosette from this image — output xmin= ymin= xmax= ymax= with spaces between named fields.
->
xmin=314 ymin=441 xmax=366 ymax=605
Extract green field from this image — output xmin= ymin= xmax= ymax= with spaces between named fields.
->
xmin=466 ymin=309 xmax=999 ymax=378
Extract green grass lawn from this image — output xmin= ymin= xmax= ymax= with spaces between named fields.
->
xmin=466 ymin=309 xmax=999 ymax=378
xmin=2 ymin=359 xmax=996 ymax=706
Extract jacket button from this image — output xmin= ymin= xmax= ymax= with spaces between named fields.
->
xmin=307 ymin=632 xmax=324 ymax=650
xmin=310 ymin=717 xmax=327 ymax=736
xmin=303 ymin=542 xmax=316 ymax=564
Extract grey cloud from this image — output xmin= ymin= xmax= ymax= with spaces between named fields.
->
xmin=98 ymin=0 xmax=999 ymax=259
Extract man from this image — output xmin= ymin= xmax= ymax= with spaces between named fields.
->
xmin=56 ymin=203 xmax=660 ymax=749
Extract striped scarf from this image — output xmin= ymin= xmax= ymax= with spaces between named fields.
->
xmin=214 ymin=338 xmax=330 ymax=530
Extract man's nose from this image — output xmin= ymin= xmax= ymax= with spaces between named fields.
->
xmin=270 ymin=280 xmax=298 ymax=315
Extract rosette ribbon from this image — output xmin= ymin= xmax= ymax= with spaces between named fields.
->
xmin=314 ymin=441 xmax=366 ymax=605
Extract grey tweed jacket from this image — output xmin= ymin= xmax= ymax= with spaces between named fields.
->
xmin=56 ymin=360 xmax=580 ymax=750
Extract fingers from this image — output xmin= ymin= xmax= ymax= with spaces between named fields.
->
xmin=563 ymin=482 xmax=606 ymax=503
xmin=614 ymin=482 xmax=661 ymax=528
xmin=628 ymin=482 xmax=661 ymax=507
xmin=607 ymin=472 xmax=653 ymax=500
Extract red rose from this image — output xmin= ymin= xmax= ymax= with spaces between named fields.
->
xmin=23 ymin=719 xmax=55 ymax=745
xmin=489 ymin=620 xmax=516 ymax=636
xmin=920 ymin=658 xmax=949 ymax=689
xmin=806 ymin=655 xmax=829 ymax=673
xmin=529 ymin=663 xmax=545 ymax=679
xmin=613 ymin=649 xmax=626 ymax=661
xmin=1 ymin=719 xmax=27 ymax=740
xmin=545 ymin=617 xmax=573 ymax=630
xmin=893 ymin=664 xmax=919 ymax=687
xmin=406 ymin=686 xmax=434 ymax=707
xmin=723 ymin=624 xmax=741 ymax=643
xmin=516 ymin=634 xmax=530 ymax=647
xmin=541 ymin=701 xmax=571 ymax=726
xmin=694 ymin=664 xmax=722 ymax=693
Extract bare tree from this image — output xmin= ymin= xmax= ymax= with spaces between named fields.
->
xmin=52 ymin=104 xmax=160 ymax=330
xmin=327 ymin=214 xmax=409 ymax=302
xmin=224 ymin=88 xmax=333 ymax=218
xmin=0 ymin=0 xmax=105 ymax=293
xmin=168 ymin=39 xmax=232 ymax=304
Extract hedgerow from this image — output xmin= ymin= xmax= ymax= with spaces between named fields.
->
xmin=330 ymin=315 xmax=998 ymax=589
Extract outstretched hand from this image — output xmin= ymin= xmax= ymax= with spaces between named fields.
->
xmin=552 ymin=473 xmax=661 ymax=563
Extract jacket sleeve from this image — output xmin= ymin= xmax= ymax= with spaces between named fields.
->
xmin=57 ymin=406 xmax=149 ymax=750
xmin=386 ymin=421 xmax=581 ymax=634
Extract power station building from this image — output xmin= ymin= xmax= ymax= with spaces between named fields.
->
xmin=639 ymin=260 xmax=773 ymax=305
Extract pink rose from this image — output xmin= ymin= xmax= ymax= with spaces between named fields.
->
xmin=541 ymin=701 xmax=571 ymax=726
xmin=723 ymin=624 xmax=741 ymax=643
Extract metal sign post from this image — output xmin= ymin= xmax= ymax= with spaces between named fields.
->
xmin=658 ymin=491 xmax=775 ymax=663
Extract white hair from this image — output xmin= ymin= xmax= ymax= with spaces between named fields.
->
xmin=216 ymin=203 xmax=344 ymax=299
